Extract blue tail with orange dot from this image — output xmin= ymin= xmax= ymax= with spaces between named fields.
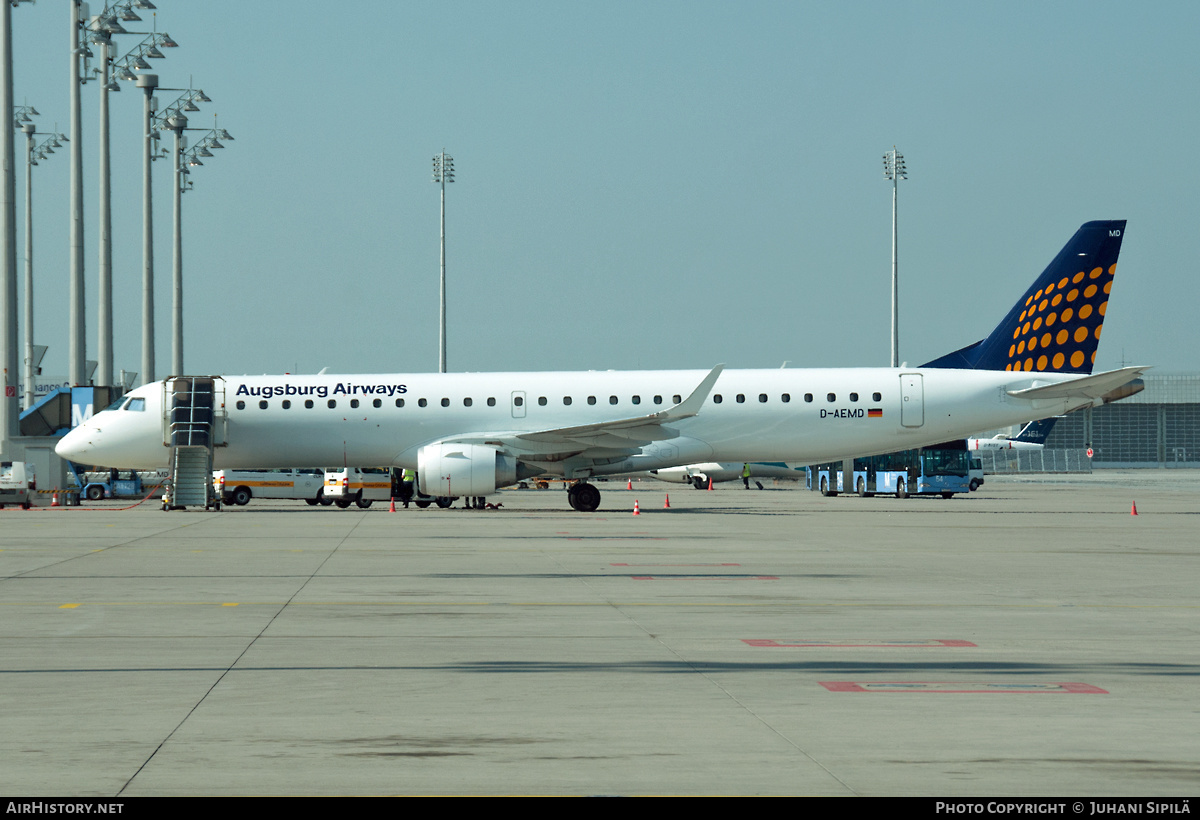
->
xmin=923 ymin=220 xmax=1125 ymax=374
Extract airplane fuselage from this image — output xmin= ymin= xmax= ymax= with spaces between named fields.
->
xmin=62 ymin=366 xmax=1100 ymax=478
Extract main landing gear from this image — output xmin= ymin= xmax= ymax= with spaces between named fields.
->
xmin=566 ymin=481 xmax=601 ymax=512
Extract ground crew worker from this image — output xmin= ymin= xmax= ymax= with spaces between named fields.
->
xmin=742 ymin=463 xmax=751 ymax=489
xmin=400 ymin=469 xmax=416 ymax=507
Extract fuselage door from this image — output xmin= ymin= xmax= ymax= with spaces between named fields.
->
xmin=511 ymin=391 xmax=526 ymax=419
xmin=900 ymin=373 xmax=924 ymax=428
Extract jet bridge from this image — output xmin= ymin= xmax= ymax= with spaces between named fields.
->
xmin=162 ymin=377 xmax=227 ymax=510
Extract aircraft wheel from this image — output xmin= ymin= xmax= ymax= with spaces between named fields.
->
xmin=335 ymin=499 xmax=351 ymax=509
xmin=692 ymin=477 xmax=706 ymax=490
xmin=572 ymin=483 xmax=601 ymax=513
xmin=896 ymin=479 xmax=908 ymax=499
xmin=232 ymin=487 xmax=252 ymax=506
xmin=567 ymin=486 xmax=581 ymax=510
xmin=415 ymin=499 xmax=432 ymax=509
xmin=435 ymin=497 xmax=454 ymax=509
xmin=85 ymin=485 xmax=104 ymax=501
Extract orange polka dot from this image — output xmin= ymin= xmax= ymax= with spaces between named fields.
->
xmin=1040 ymin=332 xmax=1051 ymax=347
xmin=1074 ymin=326 xmax=1088 ymax=343
xmin=1038 ymin=299 xmax=1049 ymax=312
xmin=1052 ymin=294 xmax=1062 ymax=306
xmin=1099 ymin=301 xmax=1107 ymax=316
xmin=1107 ymin=264 xmax=1117 ymax=276
xmin=1046 ymin=312 xmax=1057 ymax=326
xmin=1084 ymin=284 xmax=1097 ymax=298
xmin=1089 ymin=267 xmax=1102 ymax=279
xmin=1033 ymin=317 xmax=1043 ymax=330
xmin=1035 ymin=288 xmax=1044 ymax=301
xmin=1013 ymin=327 xmax=1021 ymax=340
xmin=1094 ymin=325 xmax=1102 ymax=340
xmin=1022 ymin=322 xmax=1031 ymax=335
xmin=1005 ymin=364 xmax=1012 ymax=371
xmin=1056 ymin=329 xmax=1069 ymax=345
xmin=1028 ymin=336 xmax=1038 ymax=351
xmin=1024 ymin=358 xmax=1034 ymax=371
xmin=1061 ymin=307 xmax=1074 ymax=323
xmin=1017 ymin=340 xmax=1025 ymax=354
xmin=1091 ymin=351 xmax=1096 ymax=363
xmin=1025 ymin=295 xmax=1034 ymax=306
xmin=1103 ymin=281 xmax=1112 ymax=294
xmin=1079 ymin=304 xmax=1093 ymax=320
xmin=1067 ymin=288 xmax=1079 ymax=301
xmin=1045 ymin=282 xmax=1056 ymax=294
xmin=1009 ymin=344 xmax=1016 ymax=357
xmin=1019 ymin=309 xmax=1028 ymax=322
xmin=1052 ymin=352 xmax=1065 ymax=369
xmin=1071 ymin=351 xmax=1084 ymax=368
xmin=1058 ymin=276 xmax=1069 ymax=289
xmin=1073 ymin=271 xmax=1085 ymax=283
xmin=1037 ymin=355 xmax=1048 ymax=370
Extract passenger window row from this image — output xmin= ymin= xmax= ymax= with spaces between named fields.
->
xmin=234 ymin=389 xmax=885 ymax=411
xmin=234 ymin=390 xmax=887 ymax=411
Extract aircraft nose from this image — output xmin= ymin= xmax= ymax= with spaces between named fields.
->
xmin=55 ymin=425 xmax=93 ymax=462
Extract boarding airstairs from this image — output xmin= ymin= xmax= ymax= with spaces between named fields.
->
xmin=162 ymin=377 xmax=227 ymax=511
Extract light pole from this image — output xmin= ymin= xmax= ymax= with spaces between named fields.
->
xmin=2 ymin=1 xmax=37 ymax=459
xmin=20 ymin=118 xmax=68 ymax=409
xmin=152 ymin=88 xmax=215 ymax=376
xmin=432 ymin=152 xmax=454 ymax=374
xmin=88 ymin=4 xmax=177 ymax=387
xmin=882 ymin=146 xmax=907 ymax=368
xmin=137 ymin=73 xmax=158 ymax=386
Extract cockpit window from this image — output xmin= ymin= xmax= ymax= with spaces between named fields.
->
xmin=127 ymin=398 xmax=146 ymax=412
xmin=104 ymin=396 xmax=129 ymax=412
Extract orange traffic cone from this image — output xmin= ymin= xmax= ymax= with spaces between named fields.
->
xmin=707 ymin=477 xmax=713 ymax=491
xmin=51 ymin=489 xmax=59 ymax=507
xmin=626 ymin=478 xmax=633 ymax=490
xmin=1131 ymin=501 xmax=1138 ymax=516
xmin=664 ymin=494 xmax=670 ymax=509
xmin=389 ymin=497 xmax=396 ymax=512
xmin=632 ymin=499 xmax=640 ymax=515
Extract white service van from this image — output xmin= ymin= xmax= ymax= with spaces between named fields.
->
xmin=322 ymin=467 xmax=392 ymax=508
xmin=214 ymin=469 xmax=325 ymax=506
xmin=0 ymin=461 xmax=34 ymax=509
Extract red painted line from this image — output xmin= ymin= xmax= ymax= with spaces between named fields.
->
xmin=743 ymin=639 xmax=976 ymax=648
xmin=820 ymin=681 xmax=1108 ymax=694
xmin=630 ymin=575 xmax=778 ymax=581
xmin=611 ymin=563 xmax=741 ymax=567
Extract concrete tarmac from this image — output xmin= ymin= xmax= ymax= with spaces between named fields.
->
xmin=1 ymin=472 xmax=1197 ymax=796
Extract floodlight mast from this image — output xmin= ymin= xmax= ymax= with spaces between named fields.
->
xmin=90 ymin=1 xmax=177 ymax=388
xmin=432 ymin=151 xmax=454 ymax=374
xmin=882 ymin=146 xmax=907 ymax=369
xmin=20 ymin=118 xmax=68 ymax=410
xmin=2 ymin=1 xmax=37 ymax=459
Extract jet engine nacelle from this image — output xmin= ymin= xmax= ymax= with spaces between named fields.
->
xmin=417 ymin=443 xmax=519 ymax=497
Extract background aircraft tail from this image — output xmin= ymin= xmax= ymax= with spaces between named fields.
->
xmin=1014 ymin=417 xmax=1058 ymax=445
xmin=923 ymin=220 xmax=1126 ymax=374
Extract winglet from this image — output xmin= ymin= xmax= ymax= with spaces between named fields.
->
xmin=662 ymin=364 xmax=724 ymax=420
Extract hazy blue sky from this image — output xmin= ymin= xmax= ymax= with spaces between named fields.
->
xmin=10 ymin=1 xmax=1198 ymax=381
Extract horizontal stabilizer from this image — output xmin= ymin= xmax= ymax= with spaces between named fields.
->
xmin=1006 ymin=366 xmax=1149 ymax=402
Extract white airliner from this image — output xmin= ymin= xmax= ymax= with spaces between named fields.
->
xmin=966 ymin=417 xmax=1059 ymax=451
xmin=56 ymin=220 xmax=1144 ymax=512
xmin=649 ymin=462 xmax=805 ymax=489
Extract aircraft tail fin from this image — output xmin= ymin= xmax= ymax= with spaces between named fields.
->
xmin=1013 ymin=417 xmax=1059 ymax=445
xmin=923 ymin=220 xmax=1126 ymax=374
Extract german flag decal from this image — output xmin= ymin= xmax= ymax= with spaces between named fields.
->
xmin=868 ymin=408 xmax=883 ymax=418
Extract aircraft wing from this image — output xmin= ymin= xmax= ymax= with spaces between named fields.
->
xmin=438 ymin=364 xmax=724 ymax=458
xmin=1006 ymin=366 xmax=1149 ymax=402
